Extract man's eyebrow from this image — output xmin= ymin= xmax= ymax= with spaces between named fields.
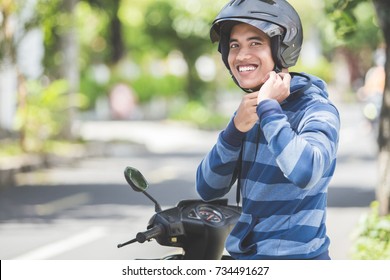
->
xmin=229 ymin=36 xmax=264 ymax=43
xmin=248 ymin=36 xmax=264 ymax=41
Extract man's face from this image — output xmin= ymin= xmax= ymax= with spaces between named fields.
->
xmin=228 ymin=23 xmax=274 ymax=91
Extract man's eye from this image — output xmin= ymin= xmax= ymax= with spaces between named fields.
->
xmin=251 ymin=41 xmax=261 ymax=46
xmin=230 ymin=43 xmax=238 ymax=49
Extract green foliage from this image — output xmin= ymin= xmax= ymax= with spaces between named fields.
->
xmin=351 ymin=201 xmax=390 ymax=259
xmin=325 ymin=0 xmax=360 ymax=39
xmin=120 ymin=0 xmax=228 ymax=102
xmin=36 ymin=0 xmax=67 ymax=76
xmin=325 ymin=0 xmax=383 ymax=49
xmin=139 ymin=0 xmax=215 ymax=100
xmin=76 ymin=1 xmax=111 ymax=66
xmin=0 ymin=141 xmax=23 ymax=157
xmin=1 ymin=0 xmax=42 ymax=61
xmin=15 ymin=79 xmax=87 ymax=153
xmin=0 ymin=0 xmax=16 ymax=60
xmin=79 ymin=70 xmax=108 ymax=109
xmin=132 ymin=74 xmax=186 ymax=103
xmin=169 ymin=101 xmax=229 ymax=130
xmin=6 ymin=0 xmax=385 ymax=127
xmin=292 ymin=56 xmax=334 ymax=83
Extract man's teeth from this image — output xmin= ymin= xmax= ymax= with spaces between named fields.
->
xmin=239 ymin=66 xmax=256 ymax=72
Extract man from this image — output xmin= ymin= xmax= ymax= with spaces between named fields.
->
xmin=196 ymin=0 xmax=340 ymax=260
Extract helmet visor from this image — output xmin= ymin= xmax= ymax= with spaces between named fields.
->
xmin=211 ymin=18 xmax=284 ymax=43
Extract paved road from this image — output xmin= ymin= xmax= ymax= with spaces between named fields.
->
xmin=0 ymin=102 xmax=377 ymax=259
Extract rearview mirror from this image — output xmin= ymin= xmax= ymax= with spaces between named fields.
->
xmin=124 ymin=166 xmax=149 ymax=192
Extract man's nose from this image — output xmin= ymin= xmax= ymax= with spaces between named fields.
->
xmin=236 ymin=48 xmax=252 ymax=61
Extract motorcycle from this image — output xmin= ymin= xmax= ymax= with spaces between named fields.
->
xmin=117 ymin=166 xmax=241 ymax=260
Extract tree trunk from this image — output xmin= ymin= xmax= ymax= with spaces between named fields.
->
xmin=373 ymin=0 xmax=390 ymax=215
xmin=0 ymin=3 xmax=17 ymax=132
xmin=61 ymin=0 xmax=79 ymax=139
xmin=109 ymin=4 xmax=124 ymax=64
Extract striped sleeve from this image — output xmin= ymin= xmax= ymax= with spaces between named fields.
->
xmin=257 ymin=99 xmax=340 ymax=189
xmin=196 ymin=118 xmax=244 ymax=201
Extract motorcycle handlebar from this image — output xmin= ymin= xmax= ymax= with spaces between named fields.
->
xmin=136 ymin=225 xmax=164 ymax=243
xmin=117 ymin=225 xmax=164 ymax=248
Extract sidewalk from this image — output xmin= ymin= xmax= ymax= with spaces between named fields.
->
xmin=76 ymin=119 xmax=219 ymax=154
xmin=0 ymin=144 xmax=85 ymax=191
xmin=325 ymin=102 xmax=377 ymax=259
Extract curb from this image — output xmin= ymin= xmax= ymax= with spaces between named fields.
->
xmin=0 ymin=141 xmax=145 ymax=191
xmin=0 ymin=145 xmax=87 ymax=191
xmin=0 ymin=154 xmax=43 ymax=190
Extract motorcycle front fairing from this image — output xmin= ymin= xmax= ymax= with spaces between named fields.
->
xmin=147 ymin=199 xmax=241 ymax=260
xmin=118 ymin=167 xmax=241 ymax=260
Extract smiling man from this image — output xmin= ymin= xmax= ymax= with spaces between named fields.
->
xmin=228 ymin=23 xmax=274 ymax=91
xmin=196 ymin=0 xmax=341 ymax=260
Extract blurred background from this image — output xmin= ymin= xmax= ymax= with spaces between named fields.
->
xmin=0 ymin=0 xmax=389 ymax=260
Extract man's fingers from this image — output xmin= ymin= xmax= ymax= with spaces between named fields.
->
xmin=277 ymin=72 xmax=290 ymax=85
xmin=247 ymin=91 xmax=259 ymax=99
xmin=269 ymin=71 xmax=277 ymax=80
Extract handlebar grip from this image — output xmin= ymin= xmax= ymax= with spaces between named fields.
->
xmin=136 ymin=225 xmax=164 ymax=243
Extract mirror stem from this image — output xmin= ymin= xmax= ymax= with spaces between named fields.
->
xmin=144 ymin=190 xmax=162 ymax=212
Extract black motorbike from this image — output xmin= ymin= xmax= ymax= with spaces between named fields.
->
xmin=117 ymin=166 xmax=241 ymax=260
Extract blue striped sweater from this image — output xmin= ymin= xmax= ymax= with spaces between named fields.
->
xmin=196 ymin=73 xmax=340 ymax=259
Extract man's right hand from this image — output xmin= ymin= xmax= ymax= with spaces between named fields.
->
xmin=233 ymin=91 xmax=259 ymax=133
xmin=257 ymin=71 xmax=291 ymax=104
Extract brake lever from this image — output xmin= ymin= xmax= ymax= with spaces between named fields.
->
xmin=117 ymin=238 xmax=137 ymax=248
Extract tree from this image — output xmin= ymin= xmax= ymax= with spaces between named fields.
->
xmin=0 ymin=0 xmax=18 ymax=133
xmin=0 ymin=0 xmax=41 ymax=149
xmin=60 ymin=0 xmax=79 ymax=138
xmin=373 ymin=0 xmax=390 ymax=216
xmin=84 ymin=0 xmax=124 ymax=64
xmin=326 ymin=0 xmax=390 ymax=215
xmin=140 ymin=0 xmax=222 ymax=101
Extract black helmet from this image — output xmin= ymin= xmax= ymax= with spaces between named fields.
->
xmin=210 ymin=0 xmax=303 ymax=71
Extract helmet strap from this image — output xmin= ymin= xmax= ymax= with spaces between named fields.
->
xmin=271 ymin=35 xmax=284 ymax=72
xmin=230 ymin=71 xmax=254 ymax=93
